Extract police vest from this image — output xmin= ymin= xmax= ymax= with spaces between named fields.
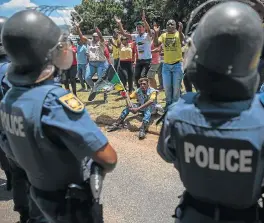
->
xmin=166 ymin=92 xmax=264 ymax=208
xmin=0 ymin=84 xmax=83 ymax=191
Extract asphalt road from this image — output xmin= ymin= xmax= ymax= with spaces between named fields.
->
xmin=0 ymin=128 xmax=184 ymax=223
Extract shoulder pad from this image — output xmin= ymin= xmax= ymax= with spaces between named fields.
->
xmin=260 ymin=93 xmax=264 ymax=107
xmin=181 ymin=92 xmax=197 ymax=104
xmin=58 ymin=93 xmax=85 ymax=113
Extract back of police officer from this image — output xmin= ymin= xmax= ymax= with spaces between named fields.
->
xmin=0 ymin=15 xmax=46 ymax=223
xmin=158 ymin=1 xmax=264 ymax=223
xmin=0 ymin=9 xmax=117 ymax=223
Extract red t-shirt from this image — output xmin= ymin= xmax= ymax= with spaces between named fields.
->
xmin=104 ymin=46 xmax=111 ymax=64
xmin=131 ymin=41 xmax=138 ymax=61
xmin=104 ymin=47 xmax=110 ymax=60
xmin=72 ymin=45 xmax=77 ymax=66
xmin=151 ymin=42 xmax=160 ymax=64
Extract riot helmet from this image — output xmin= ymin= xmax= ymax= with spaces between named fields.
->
xmin=2 ymin=9 xmax=73 ymax=86
xmin=184 ymin=1 xmax=264 ymax=101
xmin=0 ymin=16 xmax=8 ymax=56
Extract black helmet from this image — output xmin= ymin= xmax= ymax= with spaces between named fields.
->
xmin=0 ymin=16 xmax=8 ymax=56
xmin=2 ymin=9 xmax=73 ymax=86
xmin=185 ymin=1 xmax=264 ymax=101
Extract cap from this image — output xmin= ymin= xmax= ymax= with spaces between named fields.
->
xmin=135 ymin=21 xmax=145 ymax=27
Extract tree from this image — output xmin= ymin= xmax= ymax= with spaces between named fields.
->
xmin=75 ymin=0 xmax=124 ymax=35
xmin=74 ymin=0 xmax=213 ymax=34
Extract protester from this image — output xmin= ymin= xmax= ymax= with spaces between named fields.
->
xmin=104 ymin=43 xmax=111 ymax=66
xmin=107 ymin=78 xmax=163 ymax=140
xmin=115 ymin=10 xmax=152 ymax=88
xmin=147 ymin=29 xmax=161 ymax=89
xmin=86 ymin=30 xmax=108 ymax=90
xmin=109 ymin=30 xmax=121 ymax=71
xmin=64 ymin=39 xmax=77 ymax=95
xmin=75 ymin=25 xmax=89 ymax=91
xmin=118 ymin=36 xmax=136 ymax=93
xmin=154 ymin=20 xmax=184 ymax=109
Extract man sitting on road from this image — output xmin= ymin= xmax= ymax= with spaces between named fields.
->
xmin=107 ymin=78 xmax=163 ymax=140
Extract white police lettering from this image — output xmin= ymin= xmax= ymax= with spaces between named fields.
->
xmin=184 ymin=142 xmax=252 ymax=173
xmin=0 ymin=111 xmax=25 ymax=137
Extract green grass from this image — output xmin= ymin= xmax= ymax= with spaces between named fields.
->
xmin=75 ymin=83 xmax=166 ymax=130
xmin=72 ymin=81 xmax=190 ymax=132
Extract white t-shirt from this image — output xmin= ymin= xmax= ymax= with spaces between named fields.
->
xmin=135 ymin=33 xmax=152 ymax=60
xmin=88 ymin=40 xmax=106 ymax=62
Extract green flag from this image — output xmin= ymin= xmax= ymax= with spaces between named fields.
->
xmin=109 ymin=72 xmax=125 ymax=91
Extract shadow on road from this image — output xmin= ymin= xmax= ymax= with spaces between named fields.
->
xmin=114 ymin=97 xmax=124 ymax=102
xmin=85 ymin=100 xmax=105 ymax=106
xmin=0 ymin=178 xmax=12 ymax=201
xmin=96 ymin=114 xmax=161 ymax=133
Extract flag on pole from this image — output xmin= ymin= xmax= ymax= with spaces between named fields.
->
xmin=95 ymin=64 xmax=125 ymax=92
xmin=88 ymin=64 xmax=125 ymax=101
xmin=109 ymin=72 xmax=125 ymax=91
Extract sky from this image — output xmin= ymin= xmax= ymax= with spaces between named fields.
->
xmin=0 ymin=0 xmax=82 ymax=25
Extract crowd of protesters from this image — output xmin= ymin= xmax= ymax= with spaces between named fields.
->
xmin=62 ymin=11 xmax=196 ymax=111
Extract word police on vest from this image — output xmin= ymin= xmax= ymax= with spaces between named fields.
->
xmin=184 ymin=142 xmax=253 ymax=173
xmin=0 ymin=111 xmax=25 ymax=137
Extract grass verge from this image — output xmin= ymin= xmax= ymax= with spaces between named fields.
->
xmin=75 ymin=84 xmax=166 ymax=135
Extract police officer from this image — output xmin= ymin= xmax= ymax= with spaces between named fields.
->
xmin=252 ymin=0 xmax=264 ymax=91
xmin=0 ymin=15 xmax=47 ymax=223
xmin=0 ymin=9 xmax=117 ymax=223
xmin=157 ymin=1 xmax=264 ymax=223
xmin=0 ymin=16 xmax=12 ymax=191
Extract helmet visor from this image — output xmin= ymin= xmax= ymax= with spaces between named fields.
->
xmin=50 ymin=33 xmax=73 ymax=70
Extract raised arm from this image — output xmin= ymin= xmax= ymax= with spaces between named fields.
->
xmin=109 ymin=37 xmax=121 ymax=48
xmin=152 ymin=45 xmax=161 ymax=53
xmin=142 ymin=10 xmax=152 ymax=37
xmin=114 ymin=16 xmax=132 ymax=39
xmin=75 ymin=23 xmax=88 ymax=43
xmin=153 ymin=24 xmax=162 ymax=47
xmin=95 ymin=27 xmax=104 ymax=43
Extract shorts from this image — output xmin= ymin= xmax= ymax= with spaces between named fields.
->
xmin=147 ymin=64 xmax=160 ymax=78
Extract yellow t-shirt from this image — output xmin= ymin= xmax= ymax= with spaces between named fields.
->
xmin=129 ymin=91 xmax=157 ymax=101
xmin=119 ymin=44 xmax=133 ymax=61
xmin=130 ymin=91 xmax=137 ymax=99
xmin=112 ymin=39 xmax=120 ymax=59
xmin=158 ymin=32 xmax=183 ymax=64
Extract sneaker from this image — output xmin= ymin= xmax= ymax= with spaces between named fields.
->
xmin=78 ymin=88 xmax=86 ymax=92
xmin=156 ymin=104 xmax=165 ymax=114
xmin=106 ymin=121 xmax=123 ymax=132
xmin=138 ymin=122 xmax=148 ymax=140
xmin=88 ymin=92 xmax=97 ymax=102
xmin=138 ymin=129 xmax=146 ymax=140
